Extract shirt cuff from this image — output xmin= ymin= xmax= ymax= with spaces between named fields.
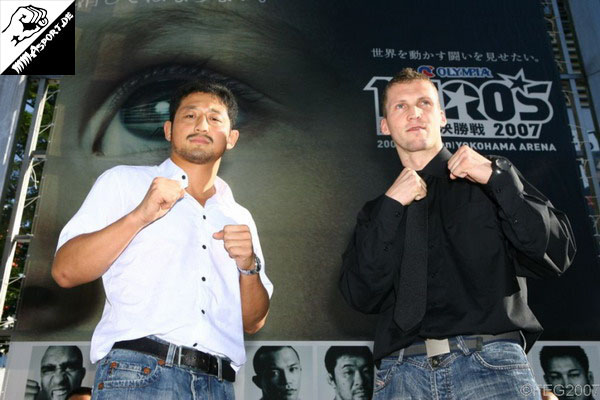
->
xmin=373 ymin=195 xmax=406 ymax=240
xmin=484 ymin=161 xmax=525 ymax=216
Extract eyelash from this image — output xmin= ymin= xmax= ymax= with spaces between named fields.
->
xmin=396 ymin=101 xmax=431 ymax=109
xmin=89 ymin=64 xmax=265 ymax=154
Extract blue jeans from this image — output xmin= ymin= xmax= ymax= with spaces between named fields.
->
xmin=91 ymin=343 xmax=235 ymax=400
xmin=374 ymin=338 xmax=541 ymax=400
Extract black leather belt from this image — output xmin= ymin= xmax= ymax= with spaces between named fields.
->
xmin=113 ymin=337 xmax=236 ymax=382
xmin=388 ymin=331 xmax=522 ymax=358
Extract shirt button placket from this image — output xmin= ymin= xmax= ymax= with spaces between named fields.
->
xmin=199 ymin=232 xmax=208 ymax=317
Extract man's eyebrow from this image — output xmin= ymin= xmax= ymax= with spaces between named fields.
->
xmin=392 ymin=96 xmax=434 ymax=102
xmin=268 ymin=361 xmax=300 ymax=368
xmin=180 ymin=105 xmax=225 ymax=113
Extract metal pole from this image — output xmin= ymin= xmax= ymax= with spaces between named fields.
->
xmin=551 ymin=0 xmax=600 ymax=237
xmin=0 ymin=79 xmax=48 ymax=317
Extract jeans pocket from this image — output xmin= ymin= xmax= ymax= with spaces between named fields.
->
xmin=97 ymin=350 xmax=162 ymax=389
xmin=374 ymin=358 xmax=396 ymax=393
xmin=473 ymin=341 xmax=531 ymax=371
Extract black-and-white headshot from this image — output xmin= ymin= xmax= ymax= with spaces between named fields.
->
xmin=25 ymin=345 xmax=86 ymax=400
xmin=540 ymin=346 xmax=598 ymax=400
xmin=324 ymin=346 xmax=374 ymax=400
xmin=252 ymin=346 xmax=302 ymax=400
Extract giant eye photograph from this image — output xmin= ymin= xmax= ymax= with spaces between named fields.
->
xmin=2 ymin=0 xmax=600 ymax=399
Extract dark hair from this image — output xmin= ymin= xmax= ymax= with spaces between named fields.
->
xmin=382 ymin=67 xmax=437 ymax=117
xmin=253 ymin=346 xmax=300 ymax=375
xmin=66 ymin=386 xmax=92 ymax=399
xmin=324 ymin=346 xmax=374 ymax=377
xmin=540 ymin=346 xmax=590 ymax=373
xmin=42 ymin=346 xmax=84 ymax=367
xmin=168 ymin=80 xmax=239 ymax=126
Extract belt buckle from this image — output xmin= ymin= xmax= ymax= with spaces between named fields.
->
xmin=425 ymin=339 xmax=450 ymax=358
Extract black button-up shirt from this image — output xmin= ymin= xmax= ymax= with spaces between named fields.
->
xmin=339 ymin=148 xmax=576 ymax=361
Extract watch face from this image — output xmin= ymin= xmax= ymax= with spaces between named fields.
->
xmin=495 ymin=158 xmax=511 ymax=171
xmin=255 ymin=256 xmax=262 ymax=273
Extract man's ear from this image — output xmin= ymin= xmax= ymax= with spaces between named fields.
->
xmin=380 ymin=118 xmax=391 ymax=136
xmin=164 ymin=121 xmax=172 ymax=142
xmin=327 ymin=373 xmax=336 ymax=388
xmin=440 ymin=110 xmax=447 ymax=125
xmin=227 ymin=129 xmax=240 ymax=150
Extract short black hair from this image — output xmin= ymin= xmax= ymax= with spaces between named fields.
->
xmin=253 ymin=346 xmax=300 ymax=375
xmin=382 ymin=67 xmax=438 ymax=117
xmin=42 ymin=346 xmax=84 ymax=367
xmin=324 ymin=346 xmax=373 ymax=377
xmin=168 ymin=80 xmax=239 ymax=126
xmin=540 ymin=346 xmax=590 ymax=373
xmin=66 ymin=386 xmax=92 ymax=399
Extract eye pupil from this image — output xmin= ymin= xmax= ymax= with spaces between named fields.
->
xmin=119 ymin=80 xmax=186 ymax=142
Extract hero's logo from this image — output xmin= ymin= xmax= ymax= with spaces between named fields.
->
xmin=364 ymin=69 xmax=553 ymax=140
xmin=418 ymin=65 xmax=435 ymax=77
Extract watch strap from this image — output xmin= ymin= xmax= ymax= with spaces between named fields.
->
xmin=238 ymin=255 xmax=261 ymax=275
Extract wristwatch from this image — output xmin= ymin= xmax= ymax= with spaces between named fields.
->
xmin=489 ymin=156 xmax=511 ymax=176
xmin=238 ymin=255 xmax=262 ymax=275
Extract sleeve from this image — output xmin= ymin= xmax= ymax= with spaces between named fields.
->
xmin=245 ymin=210 xmax=274 ymax=299
xmin=484 ymin=159 xmax=576 ymax=278
xmin=56 ymin=168 xmax=125 ymax=251
xmin=339 ymin=195 xmax=405 ymax=314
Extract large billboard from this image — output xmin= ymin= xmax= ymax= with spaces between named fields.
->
xmin=10 ymin=0 xmax=599 ymax=363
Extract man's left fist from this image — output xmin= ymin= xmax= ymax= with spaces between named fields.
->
xmin=213 ymin=225 xmax=255 ymax=270
xmin=447 ymin=145 xmax=493 ymax=184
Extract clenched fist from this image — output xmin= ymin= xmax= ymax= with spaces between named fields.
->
xmin=386 ymin=167 xmax=427 ymax=206
xmin=2 ymin=6 xmax=48 ymax=45
xmin=447 ymin=145 xmax=493 ymax=184
xmin=213 ymin=225 xmax=255 ymax=271
xmin=131 ymin=177 xmax=185 ymax=227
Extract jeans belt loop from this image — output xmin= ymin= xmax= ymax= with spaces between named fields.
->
xmin=455 ymin=335 xmax=469 ymax=355
xmin=397 ymin=348 xmax=404 ymax=363
xmin=476 ymin=337 xmax=483 ymax=352
xmin=217 ymin=356 xmax=223 ymax=382
xmin=177 ymin=345 xmax=183 ymax=367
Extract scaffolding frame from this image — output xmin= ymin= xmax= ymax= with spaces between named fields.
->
xmin=0 ymin=78 xmax=50 ymax=332
xmin=548 ymin=0 xmax=600 ymax=255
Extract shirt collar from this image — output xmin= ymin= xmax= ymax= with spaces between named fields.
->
xmin=415 ymin=146 xmax=453 ymax=178
xmin=157 ymin=158 xmax=234 ymax=206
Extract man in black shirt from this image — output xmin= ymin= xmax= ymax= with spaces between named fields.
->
xmin=339 ymin=68 xmax=575 ymax=399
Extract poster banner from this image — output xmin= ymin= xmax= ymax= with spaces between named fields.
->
xmin=7 ymin=340 xmax=600 ymax=400
xmin=3 ymin=342 xmax=95 ymax=400
xmin=528 ymin=341 xmax=600 ymax=399
xmin=13 ymin=0 xmax=600 ymax=360
xmin=4 ymin=340 xmax=374 ymax=399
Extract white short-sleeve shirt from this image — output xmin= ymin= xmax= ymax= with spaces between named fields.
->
xmin=57 ymin=158 xmax=273 ymax=367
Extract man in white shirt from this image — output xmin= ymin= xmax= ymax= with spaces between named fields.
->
xmin=51 ymin=80 xmax=273 ymax=399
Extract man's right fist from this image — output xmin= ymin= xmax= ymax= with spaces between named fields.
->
xmin=385 ymin=168 xmax=427 ymax=206
xmin=132 ymin=177 xmax=185 ymax=227
xmin=2 ymin=6 xmax=48 ymax=45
